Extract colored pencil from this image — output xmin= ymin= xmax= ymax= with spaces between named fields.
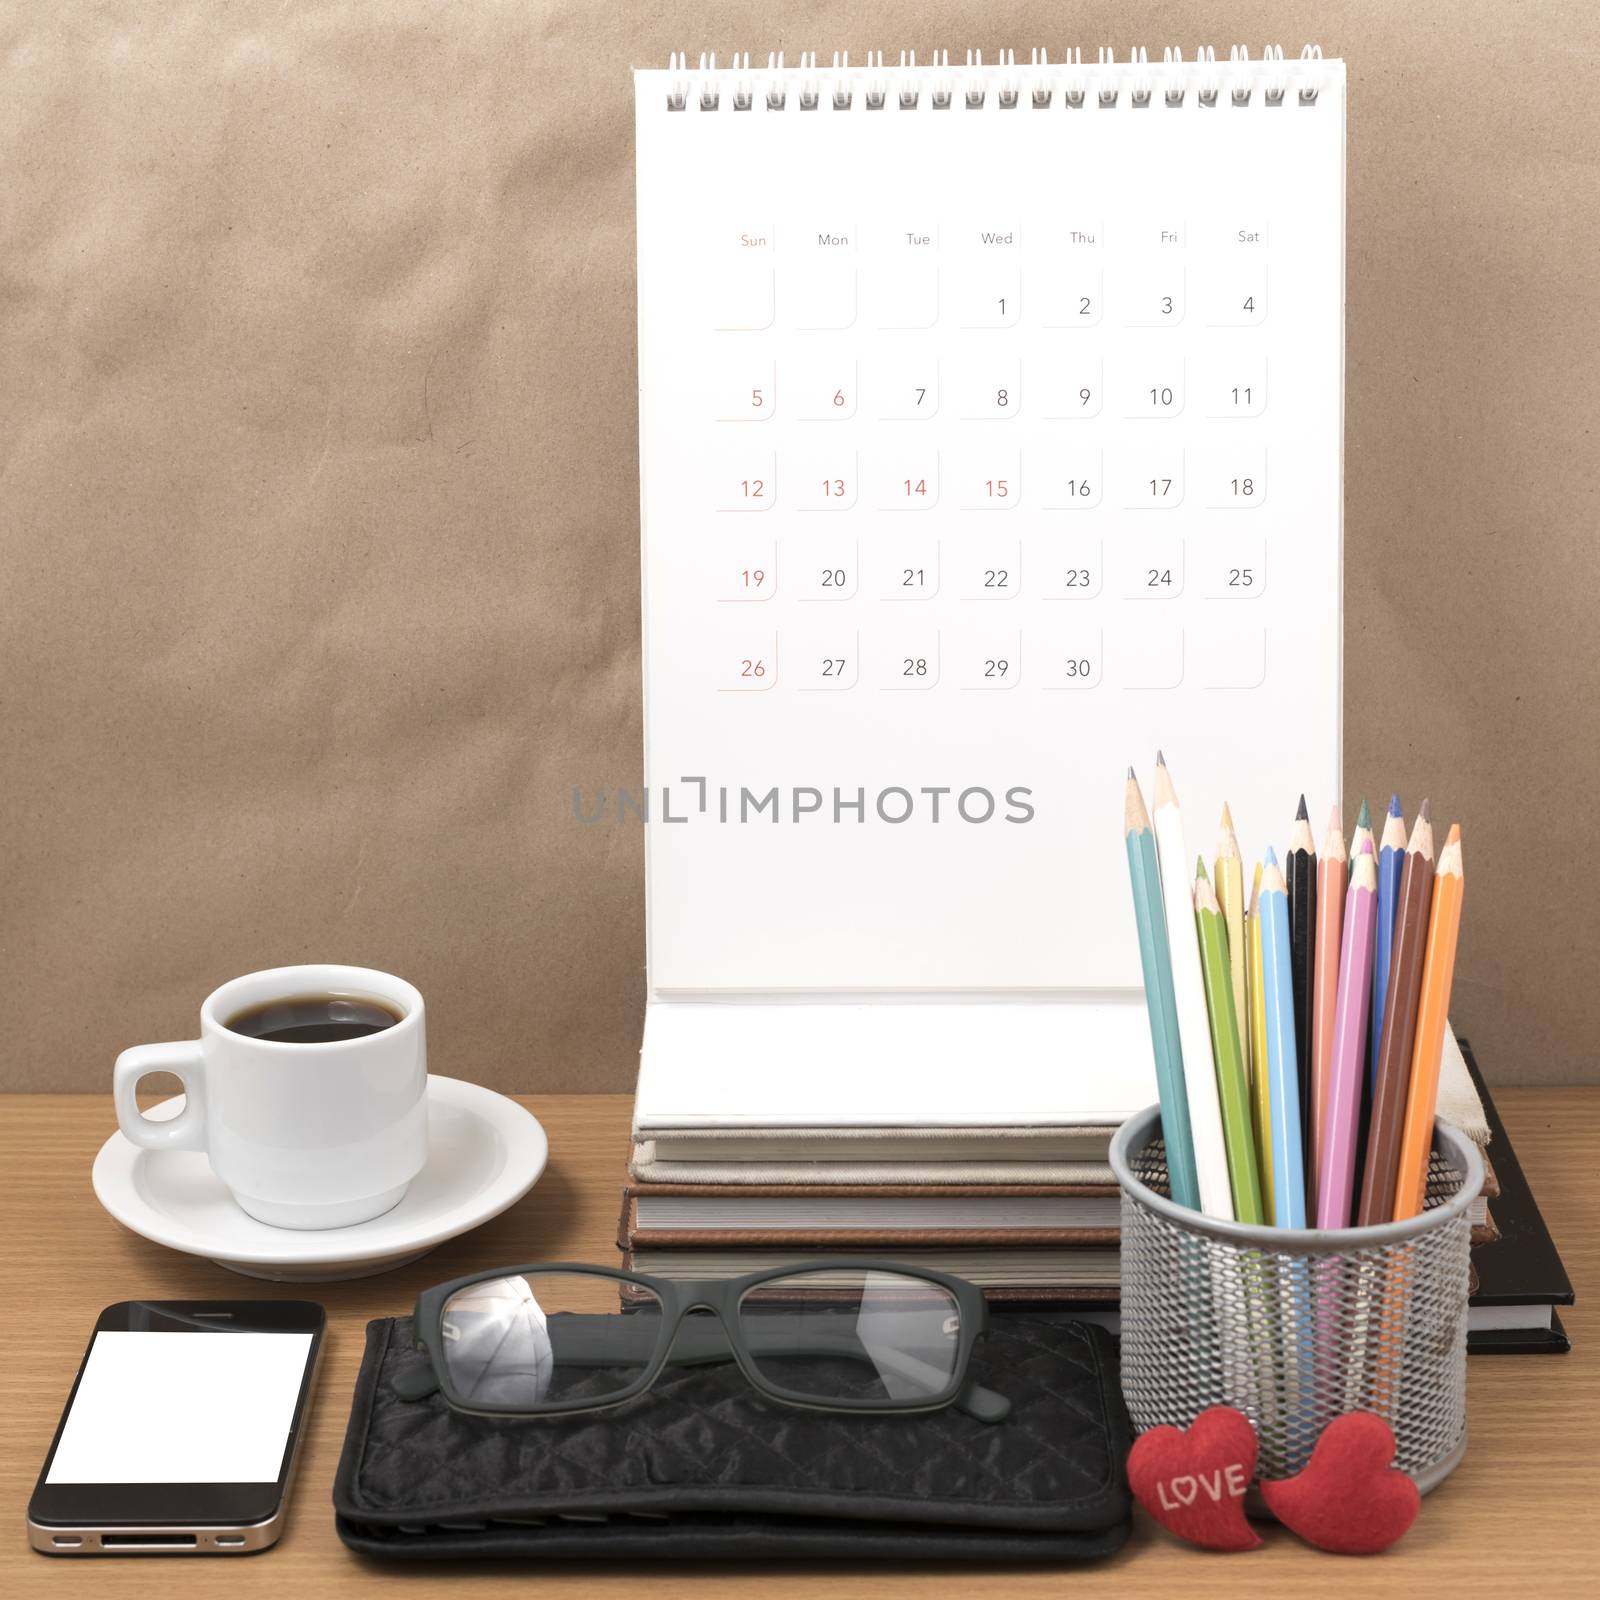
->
xmin=1348 ymin=795 xmax=1374 ymax=865
xmin=1357 ymin=803 xmax=1436 ymax=1225
xmin=1151 ymin=755 xmax=1234 ymax=1220
xmin=1309 ymin=806 xmax=1347 ymax=1199
xmin=1370 ymin=795 xmax=1407 ymax=1090
xmin=1196 ymin=860 xmax=1266 ymax=1224
xmin=1124 ymin=770 xmax=1201 ymax=1212
xmin=1259 ymin=851 xmax=1306 ymax=1228
xmin=1350 ymin=795 xmax=1386 ymax=1184
xmin=1215 ymin=805 xmax=1248 ymax=1049
xmin=1393 ymin=825 xmax=1465 ymax=1220
xmin=1246 ymin=864 xmax=1273 ymax=1219
xmin=1316 ymin=842 xmax=1378 ymax=1227
xmin=1286 ymin=797 xmax=1317 ymax=1180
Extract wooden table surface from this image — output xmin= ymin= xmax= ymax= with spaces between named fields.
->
xmin=2 ymin=1088 xmax=1595 ymax=1595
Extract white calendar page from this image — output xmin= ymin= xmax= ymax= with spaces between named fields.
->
xmin=635 ymin=55 xmax=1344 ymax=998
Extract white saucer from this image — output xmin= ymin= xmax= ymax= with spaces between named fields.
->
xmin=92 ymin=1075 xmax=549 ymax=1281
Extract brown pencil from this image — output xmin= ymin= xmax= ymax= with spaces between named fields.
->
xmin=1357 ymin=802 xmax=1436 ymax=1225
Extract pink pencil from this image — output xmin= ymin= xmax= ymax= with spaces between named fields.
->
xmin=1316 ymin=840 xmax=1379 ymax=1228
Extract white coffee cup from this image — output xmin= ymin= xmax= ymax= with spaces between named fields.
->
xmin=113 ymin=964 xmax=428 ymax=1230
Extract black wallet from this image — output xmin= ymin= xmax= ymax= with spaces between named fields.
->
xmin=334 ymin=1311 xmax=1132 ymax=1562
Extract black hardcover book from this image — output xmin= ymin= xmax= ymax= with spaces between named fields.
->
xmin=1459 ymin=1037 xmax=1574 ymax=1354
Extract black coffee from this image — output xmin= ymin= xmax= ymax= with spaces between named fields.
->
xmin=224 ymin=993 xmax=404 ymax=1045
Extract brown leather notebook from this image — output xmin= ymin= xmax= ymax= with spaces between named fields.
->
xmin=619 ymin=1182 xmax=1120 ymax=1252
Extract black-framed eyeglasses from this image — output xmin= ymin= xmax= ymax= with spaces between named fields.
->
xmin=393 ymin=1261 xmax=1010 ymax=1422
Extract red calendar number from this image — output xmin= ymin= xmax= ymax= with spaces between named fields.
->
xmin=796 ymin=450 xmax=857 ymax=510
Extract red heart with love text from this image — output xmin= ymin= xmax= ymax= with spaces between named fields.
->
xmin=1260 ymin=1412 xmax=1419 ymax=1554
xmin=1126 ymin=1406 xmax=1262 ymax=1551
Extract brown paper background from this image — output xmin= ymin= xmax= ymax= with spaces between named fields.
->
xmin=3 ymin=2 xmax=1597 ymax=1092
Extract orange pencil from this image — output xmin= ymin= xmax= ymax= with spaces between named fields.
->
xmin=1393 ymin=826 xmax=1465 ymax=1219
xmin=1309 ymin=806 xmax=1347 ymax=1200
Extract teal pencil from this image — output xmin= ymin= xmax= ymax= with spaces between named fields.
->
xmin=1259 ymin=850 xmax=1308 ymax=1227
xmin=1125 ymin=771 xmax=1201 ymax=1211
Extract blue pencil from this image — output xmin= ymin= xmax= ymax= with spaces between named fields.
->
xmin=1369 ymin=795 xmax=1406 ymax=1089
xmin=1260 ymin=850 xmax=1307 ymax=1227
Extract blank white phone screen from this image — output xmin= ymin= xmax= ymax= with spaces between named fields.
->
xmin=47 ymin=1330 xmax=314 ymax=1484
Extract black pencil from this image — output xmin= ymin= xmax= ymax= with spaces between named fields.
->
xmin=1286 ymin=795 xmax=1318 ymax=1182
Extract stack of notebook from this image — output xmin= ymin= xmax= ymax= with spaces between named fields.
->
xmin=622 ymin=1010 xmax=1150 ymax=1304
xmin=621 ymin=1020 xmax=1567 ymax=1343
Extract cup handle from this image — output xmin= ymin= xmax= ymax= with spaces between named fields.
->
xmin=113 ymin=1041 xmax=207 ymax=1152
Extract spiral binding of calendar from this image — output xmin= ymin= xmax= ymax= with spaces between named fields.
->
xmin=664 ymin=45 xmax=1328 ymax=114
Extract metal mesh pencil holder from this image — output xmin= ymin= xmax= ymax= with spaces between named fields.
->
xmin=1110 ymin=1107 xmax=1483 ymax=1501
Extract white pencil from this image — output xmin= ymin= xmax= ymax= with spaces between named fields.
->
xmin=1151 ymin=754 xmax=1234 ymax=1219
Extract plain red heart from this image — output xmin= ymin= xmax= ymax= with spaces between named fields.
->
xmin=1127 ymin=1406 xmax=1262 ymax=1551
xmin=1260 ymin=1412 xmax=1420 ymax=1554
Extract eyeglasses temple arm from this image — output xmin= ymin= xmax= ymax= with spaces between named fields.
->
xmin=391 ymin=1359 xmax=441 ymax=1400
xmin=559 ymin=1316 xmax=1011 ymax=1420
xmin=955 ymin=1379 xmax=1011 ymax=1421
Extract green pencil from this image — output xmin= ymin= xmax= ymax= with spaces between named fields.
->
xmin=1124 ymin=771 xmax=1200 ymax=1211
xmin=1195 ymin=859 xmax=1266 ymax=1223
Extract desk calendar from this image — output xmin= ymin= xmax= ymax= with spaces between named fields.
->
xmin=634 ymin=48 xmax=1344 ymax=1071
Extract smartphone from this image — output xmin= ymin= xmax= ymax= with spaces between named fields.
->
xmin=28 ymin=1299 xmax=325 ymax=1555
